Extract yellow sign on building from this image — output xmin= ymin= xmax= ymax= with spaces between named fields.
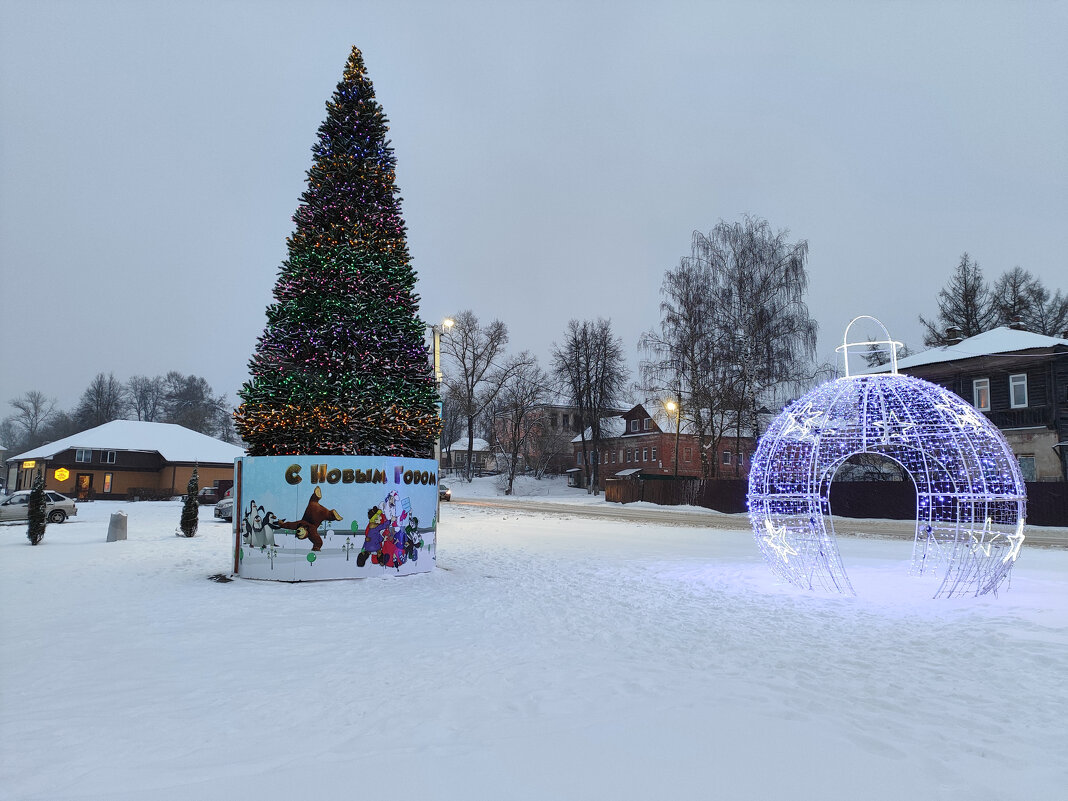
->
xmin=55 ymin=468 xmax=70 ymax=481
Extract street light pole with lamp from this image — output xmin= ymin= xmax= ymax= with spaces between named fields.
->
xmin=665 ymin=400 xmax=681 ymax=478
xmin=427 ymin=318 xmax=454 ymax=471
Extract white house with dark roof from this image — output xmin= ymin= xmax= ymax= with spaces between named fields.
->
xmin=6 ymin=420 xmax=244 ymax=500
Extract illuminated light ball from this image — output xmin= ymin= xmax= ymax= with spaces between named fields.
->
xmin=747 ymin=372 xmax=1026 ymax=599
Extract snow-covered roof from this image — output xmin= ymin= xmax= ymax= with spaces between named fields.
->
xmin=869 ymin=327 xmax=1068 ymax=373
xmin=448 ymin=437 xmax=491 ymax=452
xmin=10 ymin=420 xmax=244 ymax=464
xmin=571 ymin=417 xmax=628 ymax=443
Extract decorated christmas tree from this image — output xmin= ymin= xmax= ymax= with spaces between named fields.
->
xmin=235 ymin=47 xmax=440 ymax=457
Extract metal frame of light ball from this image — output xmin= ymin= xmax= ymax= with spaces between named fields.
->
xmin=747 ymin=323 xmax=1026 ymax=599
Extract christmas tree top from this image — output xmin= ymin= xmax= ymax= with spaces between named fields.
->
xmin=235 ymin=47 xmax=440 ymax=457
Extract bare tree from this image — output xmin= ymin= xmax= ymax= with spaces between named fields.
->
xmin=439 ymin=390 xmax=464 ymax=472
xmin=1025 ymin=282 xmax=1068 ymax=336
xmin=7 ymin=391 xmax=57 ymax=447
xmin=128 ymin=375 xmax=166 ymax=421
xmin=640 ymin=257 xmax=733 ymax=478
xmin=991 ymin=266 xmax=1040 ymax=328
xmin=74 ymin=373 xmax=129 ymax=428
xmin=162 ymin=372 xmax=231 ymax=440
xmin=494 ymin=355 xmax=550 ymax=495
xmin=680 ymin=217 xmax=818 ymax=472
xmin=990 ymin=266 xmax=1068 ymax=335
xmin=862 ymin=337 xmax=911 ymax=368
xmin=552 ymin=319 xmax=629 ymax=493
xmin=919 ymin=253 xmax=997 ymax=345
xmin=441 ymin=310 xmax=523 ymax=481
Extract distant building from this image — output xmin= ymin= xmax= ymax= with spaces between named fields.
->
xmin=446 ymin=437 xmax=495 ymax=475
xmin=571 ymin=404 xmax=755 ymax=488
xmin=6 ymin=420 xmax=244 ymax=500
xmin=870 ymin=326 xmax=1068 ymax=481
xmin=490 ymin=402 xmax=627 ymax=476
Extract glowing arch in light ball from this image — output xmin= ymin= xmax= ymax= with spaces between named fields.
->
xmin=747 ymin=319 xmax=1026 ymax=598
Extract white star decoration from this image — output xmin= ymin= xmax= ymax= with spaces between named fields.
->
xmin=968 ymin=517 xmax=998 ymax=556
xmin=873 ymin=410 xmax=917 ymax=443
xmin=780 ymin=402 xmax=826 ymax=442
xmin=1003 ymin=519 xmax=1026 ymax=564
xmin=763 ymin=519 xmax=799 ymax=561
xmin=934 ymin=401 xmax=985 ymax=430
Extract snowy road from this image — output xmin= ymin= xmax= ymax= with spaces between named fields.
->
xmin=452 ymin=496 xmax=1068 ymax=546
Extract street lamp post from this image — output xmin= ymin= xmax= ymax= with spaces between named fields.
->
xmin=666 ymin=400 xmax=681 ymax=478
xmin=428 ymin=318 xmax=454 ymax=475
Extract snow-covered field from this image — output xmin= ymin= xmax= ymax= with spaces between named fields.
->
xmin=2 ymin=487 xmax=1066 ymax=801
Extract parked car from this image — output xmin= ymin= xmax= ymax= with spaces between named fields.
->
xmin=214 ymin=488 xmax=233 ymax=522
xmin=438 ymin=483 xmax=451 ymax=502
xmin=198 ymin=487 xmax=220 ymax=504
xmin=0 ymin=490 xmax=78 ymax=524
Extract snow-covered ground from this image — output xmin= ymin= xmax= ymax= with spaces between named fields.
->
xmin=2 ymin=493 xmax=1066 ymax=801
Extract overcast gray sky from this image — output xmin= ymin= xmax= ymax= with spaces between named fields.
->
xmin=1 ymin=0 xmax=1065 ymax=416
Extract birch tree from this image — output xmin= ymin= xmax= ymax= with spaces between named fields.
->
xmin=552 ymin=319 xmax=628 ymax=493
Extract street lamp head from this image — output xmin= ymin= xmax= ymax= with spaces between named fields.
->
xmin=665 ymin=400 xmax=677 ymax=412
xmin=442 ymin=318 xmax=454 ymax=330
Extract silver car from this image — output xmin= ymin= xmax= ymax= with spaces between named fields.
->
xmin=214 ymin=488 xmax=234 ymax=522
xmin=0 ymin=490 xmax=78 ymax=523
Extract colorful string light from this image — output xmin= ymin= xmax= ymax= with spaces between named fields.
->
xmin=235 ymin=46 xmax=440 ymax=457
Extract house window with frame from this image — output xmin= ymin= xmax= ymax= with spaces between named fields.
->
xmin=1009 ymin=374 xmax=1028 ymax=408
xmin=103 ymin=473 xmax=113 ymax=493
xmin=549 ymin=414 xmax=558 ymax=429
xmin=630 ymin=420 xmax=639 ymax=432
xmin=684 ymin=447 xmax=692 ymax=461
xmin=101 ymin=451 xmax=116 ymax=464
xmin=723 ymin=451 xmax=732 ymax=465
xmin=642 ymin=448 xmax=649 ymax=462
xmin=75 ymin=449 xmax=92 ymax=463
xmin=1017 ymin=455 xmax=1036 ymax=482
xmin=651 ymin=447 xmax=657 ymax=462
xmin=562 ymin=414 xmax=570 ymax=428
xmin=973 ymin=378 xmax=990 ymax=411
xmin=643 ymin=417 xmax=651 ymax=430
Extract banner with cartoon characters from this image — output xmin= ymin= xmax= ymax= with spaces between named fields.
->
xmin=234 ymin=456 xmax=437 ymax=581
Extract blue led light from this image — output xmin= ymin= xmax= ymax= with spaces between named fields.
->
xmin=747 ymin=373 xmax=1026 ymax=598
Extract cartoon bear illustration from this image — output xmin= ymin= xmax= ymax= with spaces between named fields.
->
xmin=274 ymin=486 xmax=343 ymax=551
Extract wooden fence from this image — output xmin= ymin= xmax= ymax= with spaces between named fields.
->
xmin=605 ymin=477 xmax=1068 ymax=527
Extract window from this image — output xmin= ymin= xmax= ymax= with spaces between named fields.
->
xmin=626 ymin=450 xmax=632 ymax=463
xmin=1018 ymin=455 xmax=1036 ymax=482
xmin=651 ymin=447 xmax=657 ymax=462
xmin=684 ymin=447 xmax=692 ymax=461
xmin=642 ymin=448 xmax=649 ymax=462
xmin=562 ymin=414 xmax=569 ymax=428
xmin=643 ymin=417 xmax=651 ymax=430
xmin=103 ymin=473 xmax=113 ymax=493
xmin=611 ymin=451 xmax=616 ymax=463
xmin=723 ymin=451 xmax=732 ymax=465
xmin=46 ymin=493 xmax=64 ymax=502
xmin=1009 ymin=374 xmax=1028 ymax=408
xmin=76 ymin=449 xmax=92 ymax=463
xmin=973 ymin=378 xmax=990 ymax=411
xmin=630 ymin=420 xmax=639 ymax=432
xmin=101 ymin=451 xmax=116 ymax=464
xmin=549 ymin=414 xmax=558 ymax=429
